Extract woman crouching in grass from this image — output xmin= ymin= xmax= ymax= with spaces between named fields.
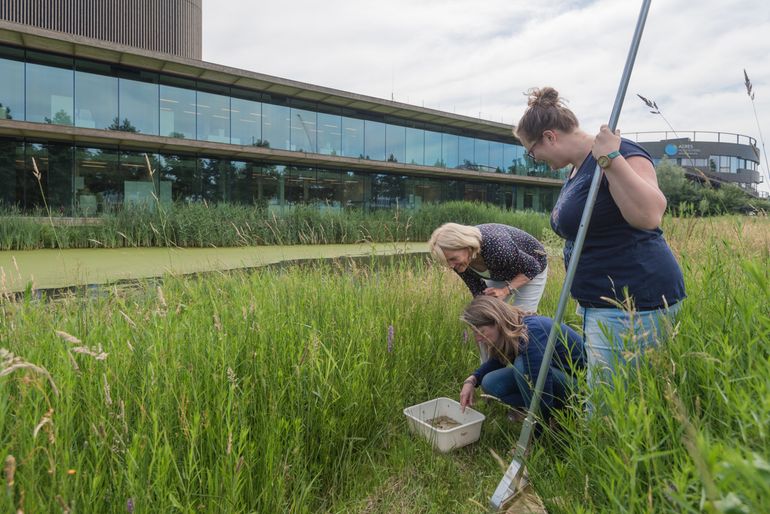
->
xmin=459 ymin=296 xmax=586 ymax=422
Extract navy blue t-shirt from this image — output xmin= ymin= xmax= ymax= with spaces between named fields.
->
xmin=550 ymin=139 xmax=686 ymax=309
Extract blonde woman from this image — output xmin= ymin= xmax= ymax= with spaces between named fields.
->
xmin=428 ymin=222 xmax=548 ymax=313
xmin=459 ymin=296 xmax=585 ymax=420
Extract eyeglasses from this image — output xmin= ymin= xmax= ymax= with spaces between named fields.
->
xmin=525 ymin=137 xmax=542 ymax=162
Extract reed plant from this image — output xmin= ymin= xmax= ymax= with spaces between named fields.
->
xmin=1 ymin=215 xmax=767 ymax=512
xmin=0 ymin=201 xmax=551 ymax=251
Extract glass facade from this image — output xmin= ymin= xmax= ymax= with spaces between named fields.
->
xmin=0 ymin=44 xmax=565 ymax=214
xmin=0 ymin=141 xmax=560 ymax=214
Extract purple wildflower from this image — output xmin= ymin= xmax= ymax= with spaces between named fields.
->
xmin=127 ymin=498 xmax=134 ymax=513
xmin=387 ymin=324 xmax=394 ymax=353
xmin=463 ymin=329 xmax=469 ymax=344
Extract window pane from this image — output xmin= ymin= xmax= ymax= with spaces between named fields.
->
xmin=262 ymin=165 xmax=285 ymax=212
xmin=504 ymin=144 xmax=524 ymax=174
xmin=196 ymin=90 xmax=230 ymax=143
xmin=160 ymin=82 xmax=196 ymax=139
xmin=27 ymin=143 xmax=73 ymax=211
xmin=341 ymin=116 xmax=363 ymax=158
xmin=120 ymin=150 xmax=157 ymax=209
xmin=317 ymin=112 xmax=342 ymax=156
xmin=231 ymin=96 xmax=262 ymax=146
xmin=262 ymin=103 xmax=290 ymax=150
xmin=74 ymin=147 xmax=114 ymax=213
xmin=0 ymin=51 xmax=24 ymax=120
xmin=0 ymin=140 xmax=24 ymax=206
xmin=158 ymin=153 xmax=200 ymax=202
xmin=364 ymin=120 xmax=386 ymax=161
xmin=405 ymin=127 xmax=424 ymax=165
xmin=75 ymin=62 xmax=118 ymax=130
xmin=290 ymin=108 xmax=316 ymax=152
xmin=119 ymin=73 xmax=159 ymax=135
xmin=310 ymin=168 xmax=343 ymax=210
xmin=464 ymin=182 xmax=488 ymax=203
xmin=474 ymin=139 xmax=490 ymax=169
xmin=371 ymin=173 xmax=405 ymax=208
xmin=56 ymin=146 xmax=116 ymax=215
xmin=199 ymin=157 xmax=232 ymax=202
xmin=459 ymin=136 xmax=474 ymax=168
xmin=231 ymin=161 xmax=259 ymax=204
xmin=26 ymin=53 xmax=74 ymax=125
xmin=417 ymin=176 xmax=445 ymax=204
xmin=441 ymin=133 xmax=458 ymax=168
xmin=285 ymin=166 xmax=315 ymax=204
xmin=425 ymin=131 xmax=442 ymax=167
xmin=340 ymin=170 xmax=365 ymax=208
xmin=490 ymin=141 xmax=504 ymax=172
xmin=386 ymin=124 xmax=405 ymax=163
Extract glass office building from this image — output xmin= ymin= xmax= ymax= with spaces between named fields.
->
xmin=628 ymin=131 xmax=763 ymax=196
xmin=0 ymin=21 xmax=565 ymax=216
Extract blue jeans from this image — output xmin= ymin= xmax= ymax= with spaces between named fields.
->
xmin=579 ymin=301 xmax=682 ymax=390
xmin=480 ymin=357 xmax=571 ymax=413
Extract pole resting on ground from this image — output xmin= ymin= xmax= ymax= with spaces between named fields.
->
xmin=489 ymin=0 xmax=653 ymax=510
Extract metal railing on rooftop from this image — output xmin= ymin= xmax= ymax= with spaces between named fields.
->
xmin=625 ymin=130 xmax=757 ymax=147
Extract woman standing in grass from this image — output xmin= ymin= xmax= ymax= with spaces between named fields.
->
xmin=428 ymin=222 xmax=548 ymax=313
xmin=514 ymin=87 xmax=685 ymax=390
xmin=459 ymin=296 xmax=585 ymax=420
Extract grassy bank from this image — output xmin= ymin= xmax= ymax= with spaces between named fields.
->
xmin=0 ymin=202 xmax=550 ymax=250
xmin=1 ymin=216 xmax=768 ymax=512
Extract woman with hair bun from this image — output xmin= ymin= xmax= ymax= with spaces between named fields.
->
xmin=515 ymin=87 xmax=685 ymax=390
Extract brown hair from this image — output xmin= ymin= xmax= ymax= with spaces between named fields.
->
xmin=460 ymin=296 xmax=529 ymax=364
xmin=515 ymin=87 xmax=579 ymax=143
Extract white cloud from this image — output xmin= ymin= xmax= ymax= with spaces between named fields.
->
xmin=203 ymin=0 xmax=770 ymax=191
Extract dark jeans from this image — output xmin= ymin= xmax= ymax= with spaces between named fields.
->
xmin=480 ymin=357 xmax=573 ymax=414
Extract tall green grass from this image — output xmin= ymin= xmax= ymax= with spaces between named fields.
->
xmin=528 ymin=215 xmax=770 ymax=513
xmin=1 ymin=216 xmax=768 ymax=512
xmin=0 ymin=202 xmax=550 ymax=250
xmin=2 ymin=258 xmax=506 ymax=512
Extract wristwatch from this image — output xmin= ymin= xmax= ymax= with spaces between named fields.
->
xmin=597 ymin=150 xmax=621 ymax=169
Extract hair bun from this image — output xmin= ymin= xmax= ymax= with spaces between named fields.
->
xmin=526 ymin=87 xmax=562 ymax=108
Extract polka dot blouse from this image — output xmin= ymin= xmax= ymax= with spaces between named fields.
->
xmin=456 ymin=223 xmax=548 ymax=297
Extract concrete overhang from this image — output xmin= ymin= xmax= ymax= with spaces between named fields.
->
xmin=0 ymin=119 xmax=561 ymax=187
xmin=0 ymin=20 xmax=518 ymax=140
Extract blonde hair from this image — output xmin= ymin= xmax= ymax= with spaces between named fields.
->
xmin=460 ymin=296 xmax=529 ymax=364
xmin=427 ymin=223 xmax=482 ymax=265
xmin=515 ymin=86 xmax=579 ymax=144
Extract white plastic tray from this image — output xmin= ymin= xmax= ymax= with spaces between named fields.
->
xmin=403 ymin=397 xmax=485 ymax=453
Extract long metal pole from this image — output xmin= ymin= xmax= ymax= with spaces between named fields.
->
xmin=490 ymin=0 xmax=653 ymax=509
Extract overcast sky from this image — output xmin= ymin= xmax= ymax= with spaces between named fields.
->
xmin=202 ymin=0 xmax=770 ymax=191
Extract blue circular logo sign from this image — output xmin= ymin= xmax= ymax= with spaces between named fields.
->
xmin=665 ymin=144 xmax=678 ymax=156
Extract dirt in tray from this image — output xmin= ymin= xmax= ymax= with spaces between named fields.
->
xmin=426 ymin=415 xmax=461 ymax=430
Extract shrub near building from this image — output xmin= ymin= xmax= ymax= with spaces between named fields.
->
xmin=656 ymin=159 xmax=770 ymax=215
